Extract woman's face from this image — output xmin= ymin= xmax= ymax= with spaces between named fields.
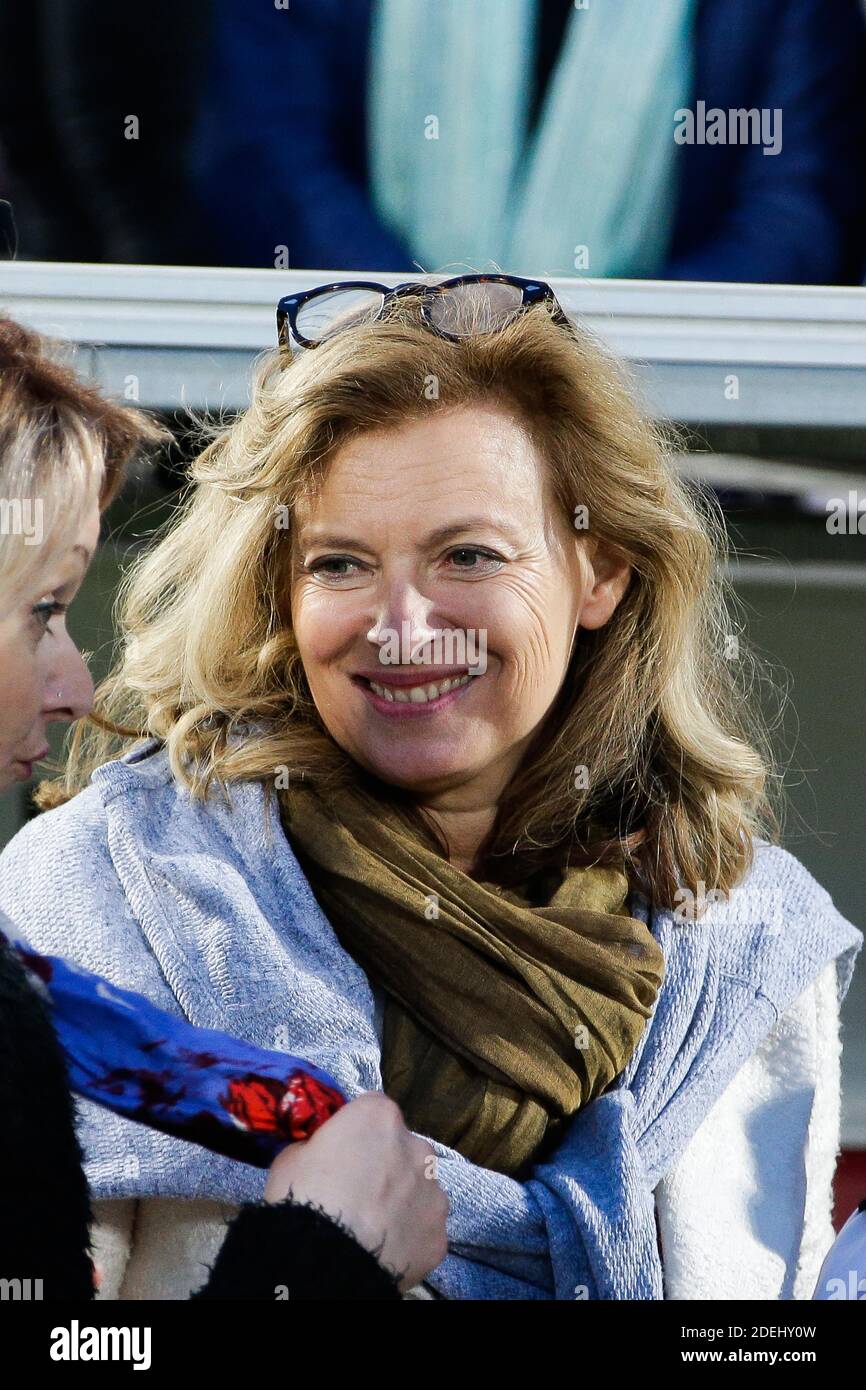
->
xmin=291 ymin=403 xmax=630 ymax=802
xmin=0 ymin=488 xmax=99 ymax=791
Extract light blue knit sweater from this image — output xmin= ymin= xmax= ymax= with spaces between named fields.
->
xmin=0 ymin=739 xmax=860 ymax=1299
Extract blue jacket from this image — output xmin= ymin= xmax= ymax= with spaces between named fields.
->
xmin=190 ymin=0 xmax=866 ymax=284
xmin=0 ymin=738 xmax=861 ymax=1299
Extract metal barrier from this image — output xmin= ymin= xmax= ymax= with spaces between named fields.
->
xmin=4 ymin=261 xmax=866 ymax=425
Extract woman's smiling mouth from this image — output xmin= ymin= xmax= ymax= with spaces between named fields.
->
xmin=352 ymin=668 xmax=482 ymax=716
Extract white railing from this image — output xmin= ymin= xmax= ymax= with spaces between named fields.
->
xmin=4 ymin=261 xmax=866 ymax=425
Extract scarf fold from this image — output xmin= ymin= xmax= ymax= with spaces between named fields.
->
xmin=278 ymin=780 xmax=665 ymax=1176
xmin=367 ymin=0 xmax=697 ymax=279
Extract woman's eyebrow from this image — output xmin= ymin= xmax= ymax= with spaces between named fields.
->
xmin=423 ymin=518 xmax=519 ymax=545
xmin=297 ymin=518 xmax=520 ymax=550
xmin=295 ymin=530 xmax=377 ymax=552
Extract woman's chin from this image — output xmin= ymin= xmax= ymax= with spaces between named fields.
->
xmin=352 ymin=743 xmax=486 ymax=796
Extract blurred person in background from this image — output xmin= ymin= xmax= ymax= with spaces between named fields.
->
xmin=191 ymin=0 xmax=866 ymax=285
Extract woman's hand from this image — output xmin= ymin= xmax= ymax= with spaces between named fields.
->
xmin=263 ymin=1091 xmax=449 ymax=1291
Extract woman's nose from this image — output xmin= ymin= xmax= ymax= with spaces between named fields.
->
xmin=365 ymin=581 xmax=440 ymax=657
xmin=42 ymin=632 xmax=95 ymax=725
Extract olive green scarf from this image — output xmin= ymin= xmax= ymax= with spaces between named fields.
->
xmin=277 ymin=781 xmax=665 ymax=1176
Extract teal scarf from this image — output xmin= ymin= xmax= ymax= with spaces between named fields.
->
xmin=367 ymin=0 xmax=697 ymax=279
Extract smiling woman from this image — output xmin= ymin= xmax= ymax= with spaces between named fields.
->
xmin=290 ymin=403 xmax=625 ymax=843
xmin=39 ymin=292 xmax=774 ymax=905
xmin=2 ymin=289 xmax=861 ymax=1300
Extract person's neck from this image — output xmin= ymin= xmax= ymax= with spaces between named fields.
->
xmin=419 ymin=792 xmax=500 ymax=876
xmin=412 ymin=744 xmax=538 ymax=875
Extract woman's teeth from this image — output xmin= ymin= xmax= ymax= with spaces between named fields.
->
xmin=368 ymin=673 xmax=475 ymax=703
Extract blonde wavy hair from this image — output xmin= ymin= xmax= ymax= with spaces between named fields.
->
xmin=0 ymin=315 xmax=161 ymax=600
xmin=37 ymin=293 xmax=783 ymax=909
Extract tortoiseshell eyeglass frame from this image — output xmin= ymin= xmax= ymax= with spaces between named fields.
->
xmin=276 ymin=272 xmax=572 ymax=349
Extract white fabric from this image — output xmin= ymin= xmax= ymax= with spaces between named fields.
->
xmin=657 ymin=958 xmax=840 ymax=1300
xmin=90 ymin=1198 xmax=237 ymax=1301
xmin=89 ymin=962 xmax=841 ymax=1301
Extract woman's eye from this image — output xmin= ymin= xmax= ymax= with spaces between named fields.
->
xmin=444 ymin=547 xmax=503 ymax=574
xmin=303 ymin=548 xmax=503 ymax=584
xmin=306 ymin=556 xmax=368 ymax=584
xmin=30 ymin=598 xmax=67 ymax=635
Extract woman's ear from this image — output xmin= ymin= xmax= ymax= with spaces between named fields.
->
xmin=577 ymin=541 xmax=632 ymax=631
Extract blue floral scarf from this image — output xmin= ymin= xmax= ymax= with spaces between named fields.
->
xmin=0 ymin=916 xmax=345 ymax=1166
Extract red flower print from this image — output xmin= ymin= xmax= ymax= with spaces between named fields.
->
xmin=221 ymin=1071 xmax=344 ymax=1141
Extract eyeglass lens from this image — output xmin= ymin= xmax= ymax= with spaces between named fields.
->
xmin=295 ymin=287 xmax=386 ymax=343
xmin=427 ymin=280 xmax=525 ymax=337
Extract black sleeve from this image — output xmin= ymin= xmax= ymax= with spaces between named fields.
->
xmin=189 ymin=1197 xmax=403 ymax=1301
xmin=0 ymin=934 xmax=96 ymax=1299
